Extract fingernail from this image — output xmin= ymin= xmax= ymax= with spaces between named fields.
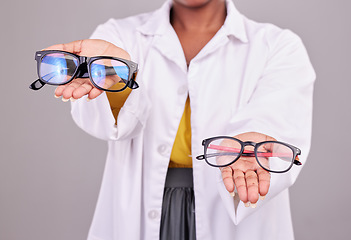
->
xmin=70 ymin=97 xmax=76 ymax=102
xmin=54 ymin=94 xmax=60 ymax=99
xmin=250 ymin=203 xmax=257 ymax=208
xmin=260 ymin=195 xmax=266 ymax=200
xmin=62 ymin=97 xmax=69 ymax=102
xmin=229 ymin=191 xmax=235 ymax=197
xmin=244 ymin=202 xmax=250 ymax=208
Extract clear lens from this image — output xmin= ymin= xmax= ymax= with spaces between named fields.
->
xmin=256 ymin=142 xmax=294 ymax=172
xmin=39 ymin=53 xmax=78 ymax=84
xmin=205 ymin=138 xmax=243 ymax=167
xmin=90 ymin=59 xmax=129 ymax=91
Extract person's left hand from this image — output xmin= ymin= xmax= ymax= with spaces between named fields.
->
xmin=220 ymin=132 xmax=275 ymax=208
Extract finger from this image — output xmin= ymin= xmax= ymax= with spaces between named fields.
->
xmin=233 ymin=169 xmax=247 ymax=203
xmin=55 ymin=85 xmax=66 ymax=97
xmin=62 ymin=81 xmax=85 ymax=100
xmin=245 ymin=170 xmax=259 ymax=205
xmin=88 ymin=87 xmax=104 ymax=100
xmin=257 ymin=168 xmax=271 ymax=198
xmin=220 ymin=167 xmax=234 ymax=194
xmin=44 ymin=40 xmax=84 ymax=55
xmin=55 ymin=79 xmax=92 ymax=100
xmin=72 ymin=82 xmax=94 ymax=100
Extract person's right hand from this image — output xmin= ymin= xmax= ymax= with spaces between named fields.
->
xmin=220 ymin=132 xmax=275 ymax=208
xmin=44 ymin=39 xmax=130 ymax=101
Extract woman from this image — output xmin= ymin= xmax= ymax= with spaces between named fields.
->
xmin=46 ymin=0 xmax=315 ymax=239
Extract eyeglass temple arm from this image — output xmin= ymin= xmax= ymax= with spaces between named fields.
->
xmin=197 ymin=144 xmax=302 ymax=165
xmin=128 ymin=70 xmax=139 ymax=89
xmin=29 ymin=79 xmax=46 ymax=90
xmin=196 ymin=152 xmax=239 ymax=160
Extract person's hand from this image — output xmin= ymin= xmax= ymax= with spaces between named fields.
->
xmin=44 ymin=39 xmax=130 ymax=101
xmin=220 ymin=132 xmax=275 ymax=208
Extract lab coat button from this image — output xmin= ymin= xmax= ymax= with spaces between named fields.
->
xmin=148 ymin=210 xmax=159 ymax=219
xmin=157 ymin=145 xmax=167 ymax=154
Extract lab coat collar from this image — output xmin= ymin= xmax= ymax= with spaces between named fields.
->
xmin=223 ymin=0 xmax=249 ymax=43
xmin=136 ymin=0 xmax=249 ymax=43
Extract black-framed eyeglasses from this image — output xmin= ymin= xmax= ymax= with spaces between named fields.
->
xmin=196 ymin=136 xmax=302 ymax=173
xmin=29 ymin=50 xmax=139 ymax=92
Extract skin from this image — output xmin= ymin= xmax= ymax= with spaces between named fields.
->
xmin=220 ymin=132 xmax=274 ymax=207
xmin=46 ymin=0 xmax=272 ymax=207
xmin=171 ymin=0 xmax=226 ymax=65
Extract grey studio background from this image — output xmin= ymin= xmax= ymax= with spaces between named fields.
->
xmin=0 ymin=0 xmax=350 ymax=239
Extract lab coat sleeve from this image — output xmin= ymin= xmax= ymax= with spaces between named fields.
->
xmin=70 ymin=19 xmax=151 ymax=141
xmin=219 ymin=29 xmax=316 ymax=224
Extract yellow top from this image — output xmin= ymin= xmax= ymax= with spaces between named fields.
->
xmin=106 ymin=91 xmax=192 ymax=168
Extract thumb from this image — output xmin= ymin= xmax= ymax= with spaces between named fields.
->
xmin=42 ymin=40 xmax=84 ymax=54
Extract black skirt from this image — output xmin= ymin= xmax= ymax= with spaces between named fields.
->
xmin=160 ymin=168 xmax=196 ymax=240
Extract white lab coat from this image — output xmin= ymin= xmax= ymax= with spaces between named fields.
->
xmin=71 ymin=0 xmax=315 ymax=239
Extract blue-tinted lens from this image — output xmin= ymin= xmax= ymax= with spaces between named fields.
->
xmin=39 ymin=53 xmax=78 ymax=84
xmin=90 ymin=59 xmax=129 ymax=91
xmin=90 ymin=63 xmax=106 ymax=84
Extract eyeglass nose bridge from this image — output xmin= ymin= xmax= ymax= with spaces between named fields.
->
xmin=76 ymin=56 xmax=89 ymax=78
xmin=240 ymin=141 xmax=258 ymax=156
xmin=242 ymin=141 xmax=257 ymax=148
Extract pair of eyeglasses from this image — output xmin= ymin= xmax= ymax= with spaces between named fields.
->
xmin=30 ymin=50 xmax=139 ymax=92
xmin=196 ymin=136 xmax=302 ymax=173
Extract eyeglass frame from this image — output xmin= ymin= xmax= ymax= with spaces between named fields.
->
xmin=30 ymin=50 xmax=139 ymax=92
xmin=196 ymin=136 xmax=302 ymax=173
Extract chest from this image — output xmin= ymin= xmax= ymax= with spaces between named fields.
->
xmin=132 ymin=30 xmax=269 ymax=132
xmin=140 ymin=43 xmax=265 ymax=140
